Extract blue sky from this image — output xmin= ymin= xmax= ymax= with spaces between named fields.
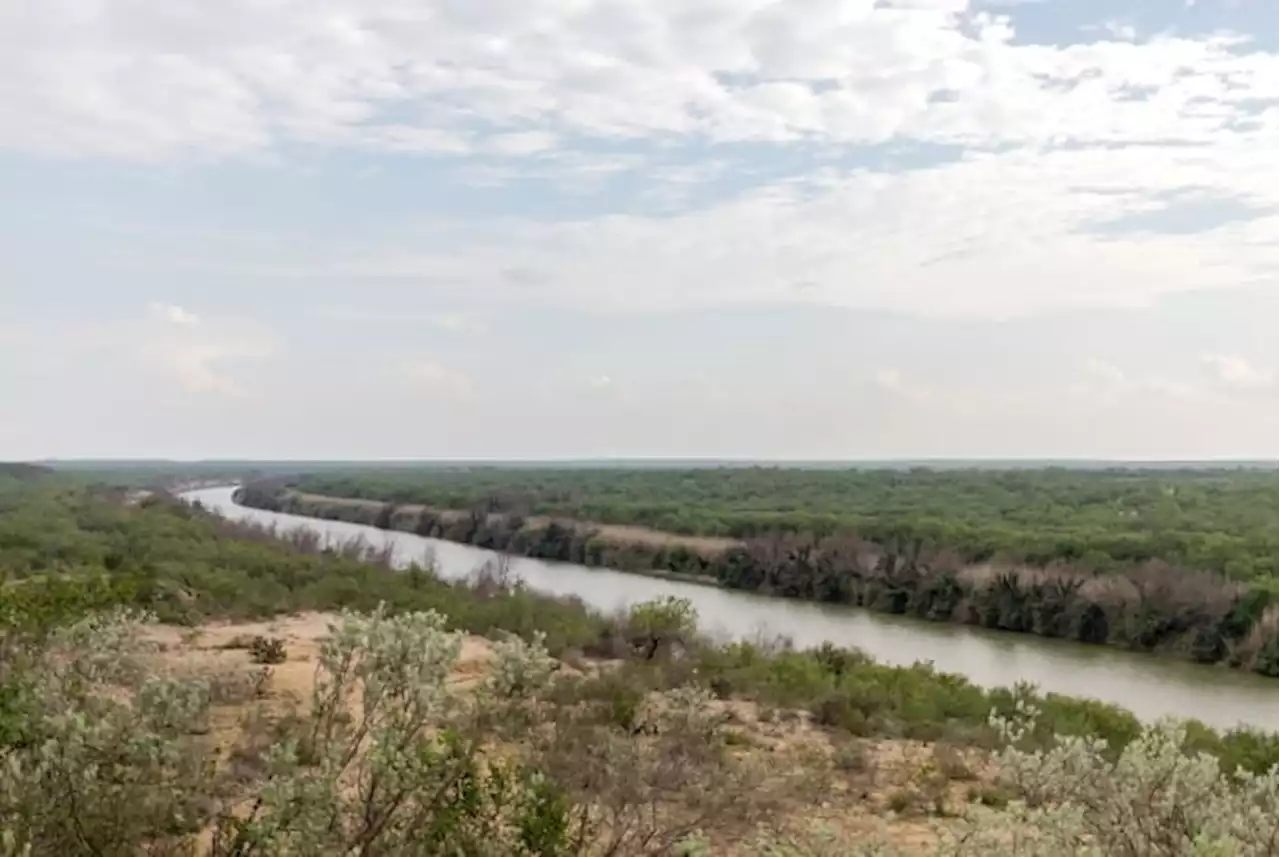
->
xmin=1 ymin=0 xmax=1276 ymax=460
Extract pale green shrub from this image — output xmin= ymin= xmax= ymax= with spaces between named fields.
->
xmin=206 ymin=605 xmax=570 ymax=856
xmin=0 ymin=603 xmax=808 ymax=857
xmin=745 ymin=702 xmax=1280 ymax=857
xmin=625 ymin=595 xmax=698 ymax=660
xmin=0 ymin=608 xmax=215 ymax=856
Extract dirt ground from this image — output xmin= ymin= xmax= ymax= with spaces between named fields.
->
xmin=144 ymin=613 xmax=990 ymax=854
xmin=291 ymin=490 xmax=740 ymax=556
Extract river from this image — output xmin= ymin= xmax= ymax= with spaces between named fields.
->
xmin=184 ymin=485 xmax=1277 ymax=732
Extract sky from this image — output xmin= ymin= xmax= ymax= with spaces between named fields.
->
xmin=0 ymin=0 xmax=1276 ymax=461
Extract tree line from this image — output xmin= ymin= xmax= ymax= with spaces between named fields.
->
xmin=287 ymin=465 xmax=1280 ymax=582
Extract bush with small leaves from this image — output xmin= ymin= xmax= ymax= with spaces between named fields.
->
xmin=208 ymin=605 xmax=572 ymax=856
xmin=624 ymin=595 xmax=698 ymax=661
xmin=0 ymin=609 xmax=218 ymax=855
xmin=752 ymin=705 xmax=1280 ymax=857
xmin=3 ymin=603 xmax=821 ymax=857
xmin=247 ymin=635 xmax=287 ymax=665
xmin=530 ymin=681 xmax=818 ymax=856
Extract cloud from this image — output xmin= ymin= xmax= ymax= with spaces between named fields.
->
xmin=0 ymin=0 xmax=1273 ymax=160
xmin=426 ymin=313 xmax=488 ymax=334
xmin=310 ymin=307 xmax=489 ymax=333
xmin=0 ymin=1 xmax=1275 ymax=461
xmin=134 ymin=308 xmax=273 ymax=396
xmin=1071 ymin=358 xmax=1202 ymax=402
xmin=281 ymin=139 xmax=1275 ymax=319
xmin=1073 ymin=358 xmax=1157 ymax=399
xmin=152 ymin=344 xmax=262 ymax=396
xmin=148 ymin=302 xmax=201 ymax=326
xmin=3 ymin=0 xmax=1274 ymax=324
xmin=1089 ymin=21 xmax=1138 ymax=41
xmin=1200 ymin=354 xmax=1277 ymax=395
xmin=406 ymin=360 xmax=475 ymax=398
xmin=1081 ymin=359 xmax=1125 ymax=387
xmin=873 ymin=368 xmax=934 ymax=403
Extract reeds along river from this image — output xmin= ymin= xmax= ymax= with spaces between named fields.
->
xmin=183 ymin=486 xmax=1278 ymax=732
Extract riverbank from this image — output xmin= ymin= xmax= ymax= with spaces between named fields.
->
xmin=258 ymin=486 xmax=729 ymax=587
xmin=235 ymin=483 xmax=1280 ymax=677
xmin=173 ymin=485 xmax=1264 ymax=753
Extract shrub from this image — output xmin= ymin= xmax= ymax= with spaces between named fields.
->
xmin=0 ymin=606 xmax=820 ymax=857
xmin=815 ymin=708 xmax=1280 ymax=855
xmin=247 ymin=635 xmax=287 ymax=665
xmin=624 ymin=595 xmax=698 ymax=660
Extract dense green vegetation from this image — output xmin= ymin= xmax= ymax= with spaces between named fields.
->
xmin=285 ymin=466 xmax=1279 ymax=580
xmin=240 ymin=466 xmax=1280 ymax=674
xmin=2 ymin=475 xmax=1275 ymax=778
xmin=0 ymin=483 xmax=596 ymax=654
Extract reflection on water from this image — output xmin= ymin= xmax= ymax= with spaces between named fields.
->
xmin=185 ymin=486 xmax=1278 ymax=731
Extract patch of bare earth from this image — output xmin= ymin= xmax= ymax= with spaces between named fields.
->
xmin=544 ymin=519 xmax=738 ymax=554
xmin=145 ymin=612 xmax=493 ymax=714
xmin=289 ymin=490 xmax=740 ymax=556
xmin=707 ymin=699 xmax=993 ymax=853
xmin=143 ymin=614 xmax=497 ymax=850
xmin=144 ymin=614 xmax=987 ymax=855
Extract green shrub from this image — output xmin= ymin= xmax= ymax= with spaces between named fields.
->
xmin=247 ymin=635 xmax=287 ymax=665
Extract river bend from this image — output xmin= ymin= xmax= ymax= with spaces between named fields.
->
xmin=183 ymin=486 xmax=1277 ymax=731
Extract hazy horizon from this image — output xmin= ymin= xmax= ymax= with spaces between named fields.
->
xmin=35 ymin=456 xmax=1280 ymax=471
xmin=2 ymin=0 xmax=1276 ymax=461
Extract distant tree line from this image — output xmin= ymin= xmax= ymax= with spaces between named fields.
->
xmin=282 ymin=466 xmax=1280 ymax=582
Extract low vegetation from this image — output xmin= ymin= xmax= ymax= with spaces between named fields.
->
xmin=2 ymin=478 xmax=1277 ymax=854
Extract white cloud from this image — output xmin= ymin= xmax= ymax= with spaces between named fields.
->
xmin=484 ymin=131 xmax=559 ymax=156
xmin=310 ymin=307 xmax=488 ymax=333
xmin=426 ymin=313 xmax=488 ymax=334
xmin=1 ymin=0 xmax=1275 ymax=460
xmin=873 ymin=367 xmax=934 ymax=403
xmin=1081 ymin=359 xmax=1126 ymax=387
xmin=150 ymin=344 xmax=259 ymax=396
xmin=284 ymin=139 xmax=1275 ymax=319
xmin=1071 ymin=354 xmax=1275 ymax=405
xmin=1090 ymin=21 xmax=1138 ymax=42
xmin=1200 ymin=354 xmax=1277 ymax=395
xmin=3 ymin=0 xmax=1273 ymax=324
xmin=0 ymin=306 xmax=276 ymax=398
xmin=148 ymin=302 xmax=201 ymax=326
xmin=1070 ymin=358 xmax=1136 ymax=400
xmin=0 ymin=0 xmax=1273 ymax=159
xmin=134 ymin=307 xmax=273 ymax=396
xmin=406 ymin=360 xmax=475 ymax=398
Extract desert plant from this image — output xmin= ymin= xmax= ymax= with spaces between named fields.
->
xmin=624 ymin=596 xmax=698 ymax=661
xmin=247 ymin=635 xmax=287 ymax=665
xmin=0 ymin=609 xmax=218 ymax=855
xmin=831 ymin=705 xmax=1280 ymax=856
xmin=208 ymin=606 xmax=567 ymax=856
xmin=531 ymin=680 xmax=815 ymax=856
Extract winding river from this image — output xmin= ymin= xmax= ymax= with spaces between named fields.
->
xmin=184 ymin=486 xmax=1277 ymax=732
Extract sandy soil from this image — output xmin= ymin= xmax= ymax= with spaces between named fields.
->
xmin=289 ymin=490 xmax=740 ymax=555
xmin=139 ymin=612 xmax=993 ymax=854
